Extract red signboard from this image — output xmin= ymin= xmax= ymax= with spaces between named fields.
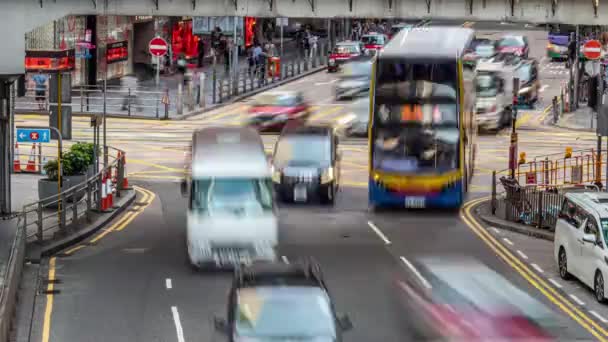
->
xmin=583 ymin=40 xmax=602 ymax=60
xmin=25 ymin=49 xmax=75 ymax=72
xmin=149 ymin=37 xmax=168 ymax=57
xmin=106 ymin=41 xmax=129 ymax=64
xmin=526 ymin=172 xmax=537 ymax=184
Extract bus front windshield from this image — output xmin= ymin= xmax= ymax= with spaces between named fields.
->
xmin=372 ymin=60 xmax=460 ymax=174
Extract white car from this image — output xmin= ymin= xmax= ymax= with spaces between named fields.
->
xmin=554 ymin=191 xmax=608 ymax=303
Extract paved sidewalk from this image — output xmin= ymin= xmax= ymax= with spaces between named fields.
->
xmin=554 ymin=105 xmax=597 ymax=131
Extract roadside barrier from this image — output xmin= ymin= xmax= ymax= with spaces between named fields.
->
xmin=25 ymin=143 xmax=38 ymax=173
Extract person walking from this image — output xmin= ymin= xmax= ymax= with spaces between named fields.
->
xmin=197 ymin=36 xmax=205 ymax=68
xmin=32 ymin=71 xmax=48 ymax=110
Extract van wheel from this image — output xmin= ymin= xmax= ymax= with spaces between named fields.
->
xmin=595 ymin=271 xmax=606 ymax=303
xmin=320 ymin=185 xmax=336 ymax=205
xmin=558 ymin=248 xmax=572 ymax=280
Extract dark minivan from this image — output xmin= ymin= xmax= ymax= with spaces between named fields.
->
xmin=271 ymin=124 xmax=341 ymax=205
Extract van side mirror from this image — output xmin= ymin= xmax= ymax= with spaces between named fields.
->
xmin=583 ymin=234 xmax=597 ymax=244
xmin=180 ymin=179 xmax=188 ymax=197
xmin=337 ymin=314 xmax=353 ymax=331
xmin=213 ymin=316 xmax=229 ymax=334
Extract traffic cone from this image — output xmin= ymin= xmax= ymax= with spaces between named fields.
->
xmin=25 ymin=144 xmax=37 ymax=172
xmin=122 ymin=152 xmax=130 ymax=189
xmin=106 ymin=175 xmax=113 ymax=208
xmin=13 ymin=143 xmax=20 ymax=172
xmin=101 ymin=173 xmax=108 ymax=210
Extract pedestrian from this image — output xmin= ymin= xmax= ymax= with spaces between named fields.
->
xmin=197 ymin=36 xmax=205 ymax=68
xmin=32 ymin=71 xmax=47 ymax=110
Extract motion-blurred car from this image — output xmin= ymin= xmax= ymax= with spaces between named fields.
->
xmin=214 ymin=261 xmax=353 ymax=341
xmin=516 ymin=58 xmax=541 ymax=107
xmin=361 ymin=32 xmax=388 ymax=56
xmin=334 ymin=56 xmax=372 ymax=101
xmin=463 ymin=38 xmax=496 ymax=68
xmin=328 ymin=41 xmax=363 ymax=73
xmin=395 ymin=257 xmax=556 ymax=341
xmin=246 ymin=91 xmax=311 ymax=132
xmin=271 ymin=124 xmax=341 ymax=205
xmin=497 ymin=34 xmax=530 ymax=58
xmin=340 ymin=96 xmax=369 ymax=137
xmin=388 ymin=23 xmax=413 ymax=40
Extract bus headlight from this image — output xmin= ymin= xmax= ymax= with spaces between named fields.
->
xmin=321 ymin=167 xmax=334 ymax=184
xmin=271 ymin=166 xmax=282 ymax=183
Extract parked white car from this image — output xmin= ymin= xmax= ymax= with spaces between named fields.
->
xmin=554 ymin=191 xmax=608 ymax=303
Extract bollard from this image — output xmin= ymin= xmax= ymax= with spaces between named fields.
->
xmin=164 ymin=88 xmax=170 ymax=120
xmin=199 ymin=73 xmax=206 ymax=108
xmin=212 ymin=69 xmax=217 ymax=104
xmin=552 ymin=96 xmax=558 ymax=123
xmin=218 ymin=79 xmax=224 ymax=103
xmin=127 ymin=88 xmax=132 ymax=116
xmin=177 ymin=83 xmax=183 ymax=115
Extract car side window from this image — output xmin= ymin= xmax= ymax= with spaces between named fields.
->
xmin=585 ymin=216 xmax=603 ymax=247
xmin=560 ymin=199 xmax=579 ymax=227
xmin=574 ymin=207 xmax=589 ymax=228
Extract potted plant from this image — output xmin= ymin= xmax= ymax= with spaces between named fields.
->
xmin=38 ymin=159 xmax=71 ymax=207
xmin=62 ymin=150 xmax=90 ymax=202
xmin=70 ymin=142 xmax=96 ymax=177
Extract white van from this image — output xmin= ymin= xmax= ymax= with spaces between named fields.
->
xmin=554 ymin=191 xmax=608 ymax=303
xmin=181 ymin=127 xmax=278 ymax=269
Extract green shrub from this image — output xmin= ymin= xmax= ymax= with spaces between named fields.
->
xmin=70 ymin=142 xmax=96 ymax=166
xmin=62 ymin=151 xmax=88 ymax=176
xmin=43 ymin=159 xmax=59 ymax=181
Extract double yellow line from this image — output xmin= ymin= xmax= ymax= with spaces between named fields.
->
xmin=41 ymin=186 xmax=155 ymax=342
xmin=461 ymin=197 xmax=608 ymax=341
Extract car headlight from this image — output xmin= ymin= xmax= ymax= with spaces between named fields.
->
xmin=271 ymin=166 xmax=281 ymax=183
xmin=321 ymin=167 xmax=334 ymax=184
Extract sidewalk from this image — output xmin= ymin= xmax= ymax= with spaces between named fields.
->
xmin=15 ymin=38 xmax=322 ymax=119
xmin=554 ymin=105 xmax=597 ymax=131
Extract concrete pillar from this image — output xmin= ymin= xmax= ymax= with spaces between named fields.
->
xmin=0 ymin=79 xmax=12 ymax=215
xmin=49 ymin=73 xmax=73 ymax=140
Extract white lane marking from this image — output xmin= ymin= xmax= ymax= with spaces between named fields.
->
xmin=516 ymin=250 xmax=528 ymax=260
xmin=314 ymin=79 xmax=339 ymax=85
xmin=400 ymin=256 xmax=432 ymax=289
xmin=590 ymin=310 xmax=608 ymax=323
xmin=367 ymin=221 xmax=391 ymax=245
xmin=491 ymin=227 xmax=501 ymax=234
xmin=548 ymin=278 xmax=563 ymax=289
xmin=166 ymin=278 xmax=173 ymax=289
xmin=281 ymin=255 xmax=290 ymax=264
xmin=171 ymin=306 xmax=186 ymax=342
xmin=540 ymin=85 xmax=549 ymax=93
xmin=531 ymin=263 xmax=544 ymax=274
xmin=502 ymin=238 xmax=514 ymax=246
xmin=570 ymin=294 xmax=585 ymax=306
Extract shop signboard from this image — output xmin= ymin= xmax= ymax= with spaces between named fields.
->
xmin=193 ymin=16 xmax=243 ymax=35
xmin=25 ymin=49 xmax=76 ymax=72
xmin=106 ymin=41 xmax=129 ymax=64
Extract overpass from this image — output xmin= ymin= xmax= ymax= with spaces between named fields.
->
xmin=0 ymin=0 xmax=605 ymax=74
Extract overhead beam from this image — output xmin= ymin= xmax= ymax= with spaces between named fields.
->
xmin=232 ymin=0 xmax=238 ymax=10
xmin=551 ymin=0 xmax=557 ymax=16
xmin=39 ymin=0 xmax=43 ymax=8
xmin=467 ymin=0 xmax=473 ymax=14
xmin=349 ymin=0 xmax=353 ymax=12
xmin=268 ymin=0 xmax=274 ymax=11
xmin=593 ymin=0 xmax=599 ymax=17
xmin=387 ymin=0 xmax=392 ymax=11
xmin=192 ymin=0 xmax=195 ymax=10
xmin=152 ymin=0 xmax=158 ymax=10
xmin=308 ymin=0 xmax=315 ymax=12
xmin=426 ymin=0 xmax=431 ymax=13
xmin=91 ymin=0 xmax=97 ymax=8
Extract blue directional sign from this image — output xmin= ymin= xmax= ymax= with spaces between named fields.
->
xmin=16 ymin=128 xmax=51 ymax=143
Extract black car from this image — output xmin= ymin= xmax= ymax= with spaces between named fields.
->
xmin=271 ymin=124 xmax=341 ymax=204
xmin=214 ymin=261 xmax=353 ymax=342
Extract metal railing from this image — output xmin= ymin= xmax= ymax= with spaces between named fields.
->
xmin=19 ymin=146 xmax=127 ymax=244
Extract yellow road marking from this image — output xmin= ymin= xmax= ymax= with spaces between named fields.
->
xmin=62 ymin=244 xmax=86 ymax=255
xmin=342 ymin=181 xmax=367 ymax=188
xmin=41 ymin=257 xmax=56 ymax=342
xmin=515 ymin=112 xmax=532 ymax=128
xmin=128 ymin=169 xmax=187 ymax=175
xmin=115 ymin=188 xmax=155 ymax=231
xmin=128 ymin=159 xmax=184 ymax=172
xmin=310 ymin=105 xmax=344 ymax=121
xmin=461 ymin=197 xmax=608 ymax=340
xmin=129 ymin=174 xmax=183 ymax=180
xmin=536 ymin=101 xmax=556 ymax=124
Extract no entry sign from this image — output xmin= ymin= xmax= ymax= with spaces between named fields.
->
xmin=583 ymin=40 xmax=602 ymax=60
xmin=149 ymin=37 xmax=168 ymax=57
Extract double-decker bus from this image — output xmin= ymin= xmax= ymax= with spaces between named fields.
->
xmin=368 ymin=27 xmax=477 ymax=209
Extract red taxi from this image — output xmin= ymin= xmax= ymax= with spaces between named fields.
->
xmin=246 ymin=91 xmax=311 ymax=132
xmin=361 ymin=33 xmax=387 ymax=56
xmin=497 ymin=34 xmax=530 ymax=58
xmin=328 ymin=41 xmax=362 ymax=73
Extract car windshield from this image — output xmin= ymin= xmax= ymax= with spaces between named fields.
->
xmin=190 ymin=178 xmax=273 ymax=216
xmin=235 ymin=286 xmax=337 ymax=339
xmin=254 ymin=94 xmax=298 ymax=107
xmin=362 ymin=35 xmax=385 ymax=45
xmin=475 ymin=72 xmax=499 ymax=97
xmin=475 ymin=44 xmax=496 ymax=58
xmin=499 ymin=36 xmax=525 ymax=47
xmin=273 ymin=135 xmax=331 ymax=167
xmin=334 ymin=45 xmax=359 ymax=54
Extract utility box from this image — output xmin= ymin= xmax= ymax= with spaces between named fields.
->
xmin=48 ymin=73 xmax=72 ymax=140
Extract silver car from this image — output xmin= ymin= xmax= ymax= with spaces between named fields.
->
xmin=334 ymin=58 xmax=372 ymax=101
xmin=342 ymin=97 xmax=370 ymax=137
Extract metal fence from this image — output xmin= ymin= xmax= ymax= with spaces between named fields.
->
xmin=19 ymin=146 xmax=128 ymax=244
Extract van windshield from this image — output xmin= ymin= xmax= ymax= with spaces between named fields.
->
xmin=190 ymin=178 xmax=273 ymax=216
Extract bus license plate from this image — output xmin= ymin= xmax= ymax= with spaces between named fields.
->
xmin=405 ymin=197 xmax=425 ymax=208
xmin=294 ymin=185 xmax=307 ymax=202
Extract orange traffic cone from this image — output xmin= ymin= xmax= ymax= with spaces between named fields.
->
xmin=13 ymin=143 xmax=21 ymax=172
xmin=25 ymin=143 xmax=37 ymax=172
xmin=106 ymin=174 xmax=113 ymax=208
xmin=122 ymin=152 xmax=129 ymax=189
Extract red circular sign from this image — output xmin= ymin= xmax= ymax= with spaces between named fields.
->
xmin=583 ymin=40 xmax=602 ymax=60
xmin=149 ymin=37 xmax=168 ymax=57
xmin=29 ymin=132 xmax=39 ymax=141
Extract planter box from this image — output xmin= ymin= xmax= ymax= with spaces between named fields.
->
xmin=38 ymin=178 xmax=72 ymax=208
xmin=87 ymin=165 xmax=95 ymax=178
xmin=64 ymin=174 xmax=87 ymax=202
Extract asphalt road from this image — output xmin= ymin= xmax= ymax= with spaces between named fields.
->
xmin=20 ymin=23 xmax=608 ymax=342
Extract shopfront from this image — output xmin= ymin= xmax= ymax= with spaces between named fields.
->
xmin=97 ymin=15 xmax=133 ymax=81
xmin=25 ymin=16 xmax=87 ymax=85
xmin=172 ymin=17 xmax=200 ymax=63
